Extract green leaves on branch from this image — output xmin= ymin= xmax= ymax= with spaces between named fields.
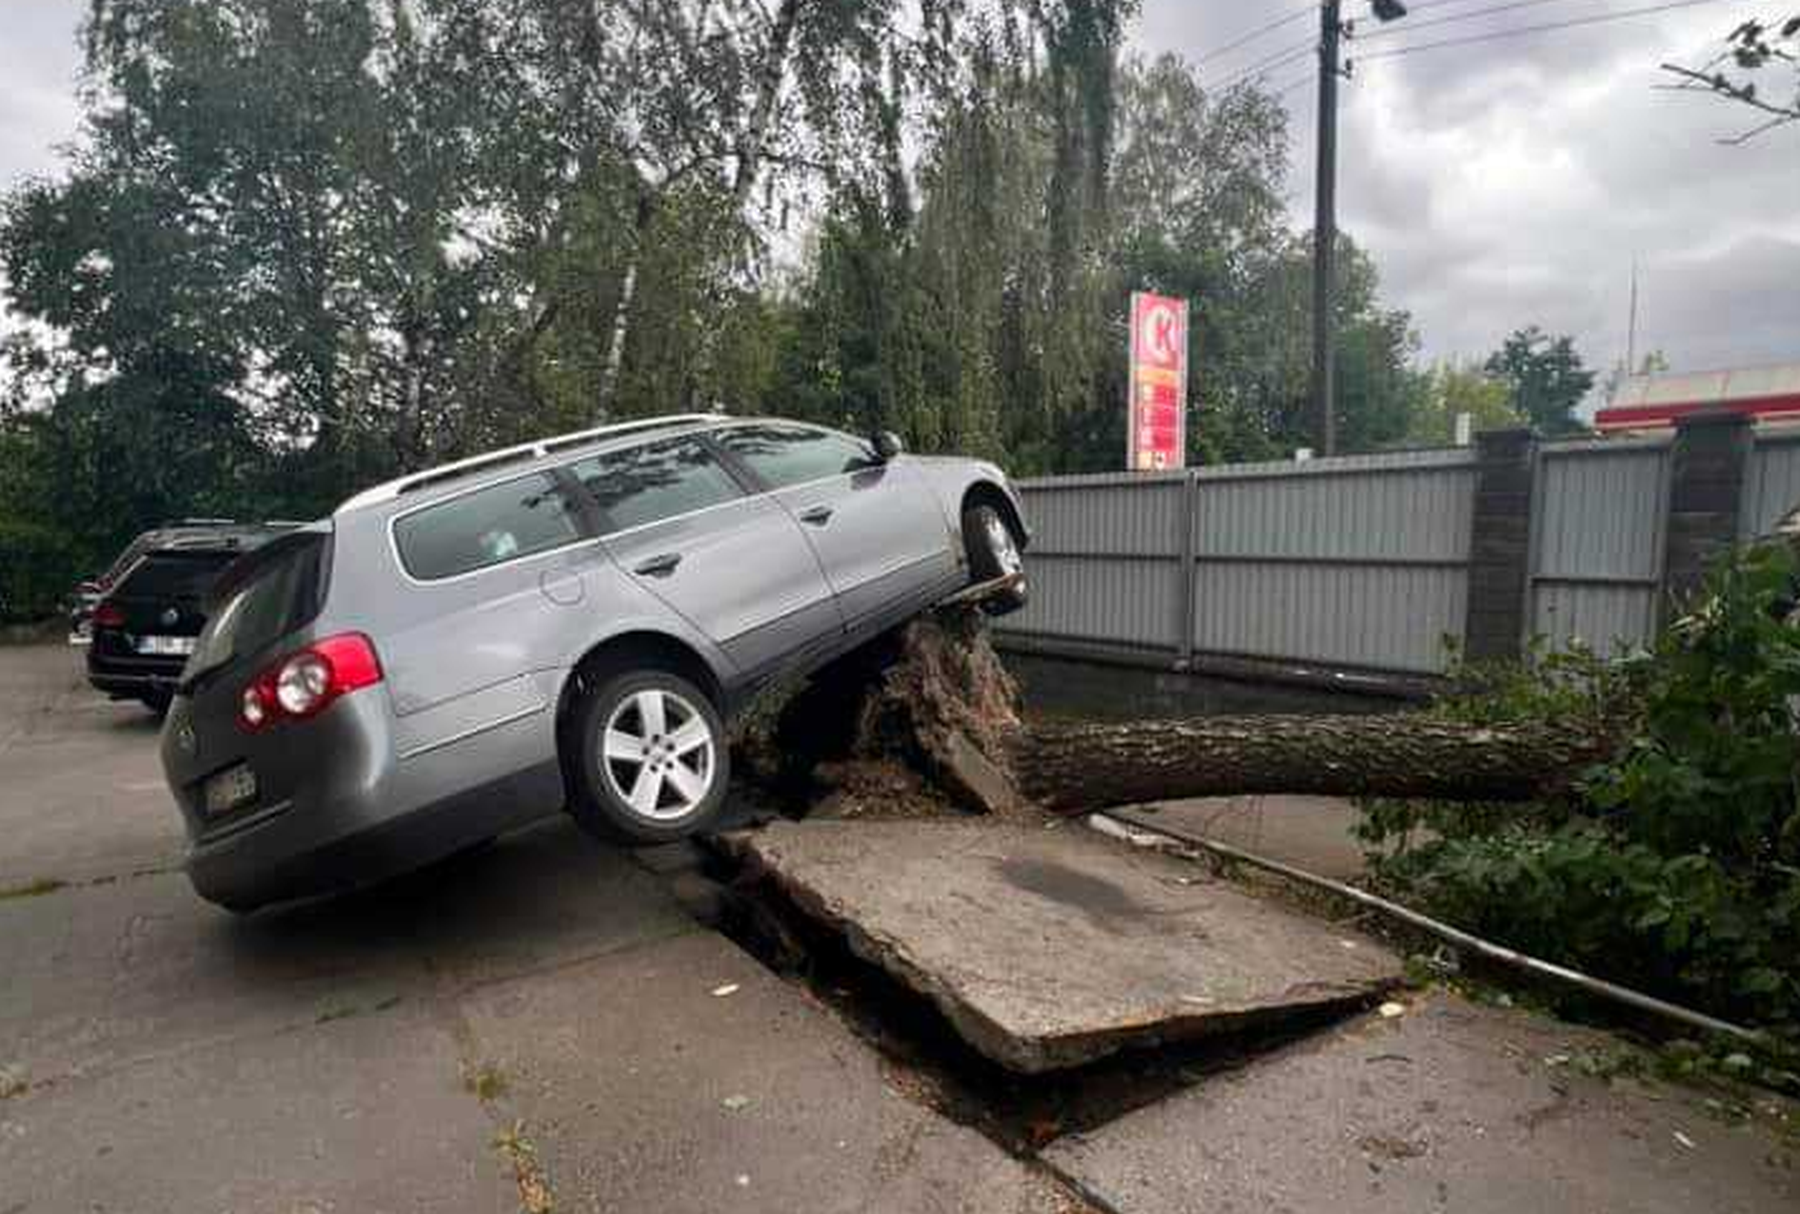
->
xmin=1362 ymin=540 xmax=1800 ymax=1032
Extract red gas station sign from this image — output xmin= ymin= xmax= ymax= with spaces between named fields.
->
xmin=1128 ymin=291 xmax=1189 ymax=471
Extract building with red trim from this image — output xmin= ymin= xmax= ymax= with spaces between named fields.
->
xmin=1595 ymin=362 xmax=1800 ymax=434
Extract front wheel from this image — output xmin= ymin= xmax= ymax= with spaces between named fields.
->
xmin=567 ymin=670 xmax=730 ymax=845
xmin=963 ymin=504 xmax=1028 ymax=616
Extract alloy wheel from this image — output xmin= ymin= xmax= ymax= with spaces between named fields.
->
xmin=599 ymin=688 xmax=717 ymax=822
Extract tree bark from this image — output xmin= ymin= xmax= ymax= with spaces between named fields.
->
xmin=766 ymin=605 xmax=1619 ymax=818
xmin=1007 ymin=716 xmax=1613 ymax=812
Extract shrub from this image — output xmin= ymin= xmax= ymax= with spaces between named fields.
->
xmin=0 ymin=520 xmax=76 ymax=624
xmin=1360 ymin=541 xmax=1800 ymax=1032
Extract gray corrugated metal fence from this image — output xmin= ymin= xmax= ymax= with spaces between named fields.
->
xmin=997 ymin=429 xmax=1800 ymax=677
xmin=1527 ymin=437 xmax=1670 ymax=657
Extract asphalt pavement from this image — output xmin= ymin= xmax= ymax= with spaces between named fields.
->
xmin=2 ymin=641 xmax=1794 ymax=1213
xmin=0 ymin=643 xmax=1067 ymax=1213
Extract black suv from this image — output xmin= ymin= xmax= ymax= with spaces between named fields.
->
xmin=87 ymin=521 xmax=300 ymax=713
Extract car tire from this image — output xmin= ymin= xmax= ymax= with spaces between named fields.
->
xmin=140 ymin=689 xmax=173 ymax=717
xmin=963 ymin=503 xmax=1028 ymax=616
xmin=567 ymin=669 xmax=731 ymax=846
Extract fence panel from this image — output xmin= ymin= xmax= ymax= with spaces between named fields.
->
xmin=1188 ymin=451 xmax=1475 ymax=673
xmin=1741 ymin=433 xmax=1800 ymax=539
xmin=1528 ymin=438 xmax=1669 ymax=656
xmin=1006 ymin=472 xmax=1187 ymax=652
xmin=1004 ymin=451 xmax=1478 ymax=674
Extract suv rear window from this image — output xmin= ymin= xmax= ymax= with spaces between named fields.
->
xmin=190 ymin=534 xmax=329 ymax=675
xmin=117 ymin=551 xmax=237 ymax=600
xmin=392 ymin=472 xmax=583 ymax=580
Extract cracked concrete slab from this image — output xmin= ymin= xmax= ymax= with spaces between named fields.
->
xmin=729 ymin=819 xmax=1403 ymax=1072
xmin=1044 ymin=990 xmax=1799 ymax=1214
xmin=460 ymin=929 xmax=1066 ymax=1214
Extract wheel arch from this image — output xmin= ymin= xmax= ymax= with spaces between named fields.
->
xmin=553 ymin=630 xmax=726 ymax=782
xmin=960 ymin=480 xmax=1028 ymax=552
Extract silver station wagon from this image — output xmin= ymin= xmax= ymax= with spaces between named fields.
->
xmin=159 ymin=415 xmax=1029 ymax=910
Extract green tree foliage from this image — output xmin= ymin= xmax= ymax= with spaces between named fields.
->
xmin=1 ymin=2 xmax=1440 ymax=614
xmin=1403 ymin=360 xmax=1520 ymax=445
xmin=1483 ymin=325 xmax=1597 ymax=437
xmin=1359 ymin=542 xmax=1800 ymax=1033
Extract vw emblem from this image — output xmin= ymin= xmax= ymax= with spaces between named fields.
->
xmin=175 ymin=723 xmax=197 ymax=756
xmin=160 ymin=607 xmax=180 ymax=627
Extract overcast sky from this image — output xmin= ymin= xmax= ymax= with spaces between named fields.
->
xmin=2 ymin=0 xmax=1795 ymax=379
xmin=1140 ymin=0 xmax=1800 ymax=375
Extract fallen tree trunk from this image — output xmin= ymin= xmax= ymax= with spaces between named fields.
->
xmin=751 ymin=604 xmax=1618 ymax=817
xmin=1009 ymin=716 xmax=1612 ymax=810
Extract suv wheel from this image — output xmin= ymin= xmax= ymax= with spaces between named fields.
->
xmin=568 ymin=670 xmax=730 ymax=845
xmin=963 ymin=504 xmax=1028 ymax=616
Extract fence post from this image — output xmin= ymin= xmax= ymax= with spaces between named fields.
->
xmin=1659 ymin=409 xmax=1752 ymax=620
xmin=1175 ymin=470 xmax=1197 ymax=669
xmin=1463 ymin=427 xmax=1537 ymax=662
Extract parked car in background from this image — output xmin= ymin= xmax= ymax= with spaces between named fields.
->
xmin=87 ymin=521 xmax=300 ymax=712
xmin=160 ymin=414 xmax=1029 ymax=911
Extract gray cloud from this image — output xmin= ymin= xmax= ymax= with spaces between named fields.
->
xmin=0 ymin=6 xmax=82 ymax=187
xmin=1143 ymin=0 xmax=1800 ymax=376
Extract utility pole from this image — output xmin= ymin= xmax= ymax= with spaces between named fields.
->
xmin=1310 ymin=0 xmax=1406 ymax=458
xmin=1312 ymin=0 xmax=1342 ymax=457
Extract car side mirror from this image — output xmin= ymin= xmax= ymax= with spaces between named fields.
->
xmin=871 ymin=430 xmax=904 ymax=462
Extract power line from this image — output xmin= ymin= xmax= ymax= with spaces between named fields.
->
xmin=1212 ymin=37 xmax=1319 ymax=90
xmin=1267 ymin=70 xmax=1319 ymax=99
xmin=1193 ymin=5 xmax=1317 ymax=65
xmin=1357 ymin=0 xmax=1748 ymax=60
xmin=1353 ymin=0 xmax=1602 ymax=42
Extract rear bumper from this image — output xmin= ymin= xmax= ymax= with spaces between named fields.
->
xmin=87 ymin=650 xmax=185 ymax=697
xmin=164 ymin=689 xmax=562 ymax=910
xmin=186 ymin=764 xmax=561 ymax=909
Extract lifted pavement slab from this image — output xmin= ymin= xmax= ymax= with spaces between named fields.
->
xmin=729 ymin=819 xmax=1403 ymax=1073
xmin=1044 ymin=990 xmax=1799 ymax=1214
xmin=460 ymin=929 xmax=1069 ymax=1214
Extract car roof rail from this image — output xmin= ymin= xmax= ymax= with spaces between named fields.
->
xmin=334 ymin=412 xmax=726 ymax=512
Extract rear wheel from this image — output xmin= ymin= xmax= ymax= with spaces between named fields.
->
xmin=963 ymin=503 xmax=1027 ymax=616
xmin=567 ymin=670 xmax=730 ymax=845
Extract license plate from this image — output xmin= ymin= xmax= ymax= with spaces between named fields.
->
xmin=203 ymin=764 xmax=258 ymax=815
xmin=137 ymin=635 xmax=195 ymax=656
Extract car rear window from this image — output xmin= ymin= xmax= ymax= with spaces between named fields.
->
xmin=185 ymin=533 xmax=330 ymax=683
xmin=392 ymin=472 xmax=583 ymax=580
xmin=117 ymin=551 xmax=237 ymax=600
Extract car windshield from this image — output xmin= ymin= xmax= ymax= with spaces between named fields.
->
xmin=186 ymin=534 xmax=329 ymax=684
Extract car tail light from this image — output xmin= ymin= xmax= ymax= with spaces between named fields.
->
xmin=238 ymin=633 xmax=382 ymax=731
xmin=93 ymin=601 xmax=126 ymax=629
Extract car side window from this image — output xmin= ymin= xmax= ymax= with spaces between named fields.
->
xmin=393 ymin=472 xmax=583 ymax=580
xmin=714 ymin=425 xmax=873 ymax=490
xmin=568 ymin=437 xmax=745 ymax=533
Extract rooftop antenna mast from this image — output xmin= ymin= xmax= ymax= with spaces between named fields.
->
xmin=1625 ymin=256 xmax=1640 ymax=376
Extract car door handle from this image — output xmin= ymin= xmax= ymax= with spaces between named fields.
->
xmin=632 ymin=553 xmax=682 ymax=577
xmin=797 ymin=504 xmax=833 ymax=526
